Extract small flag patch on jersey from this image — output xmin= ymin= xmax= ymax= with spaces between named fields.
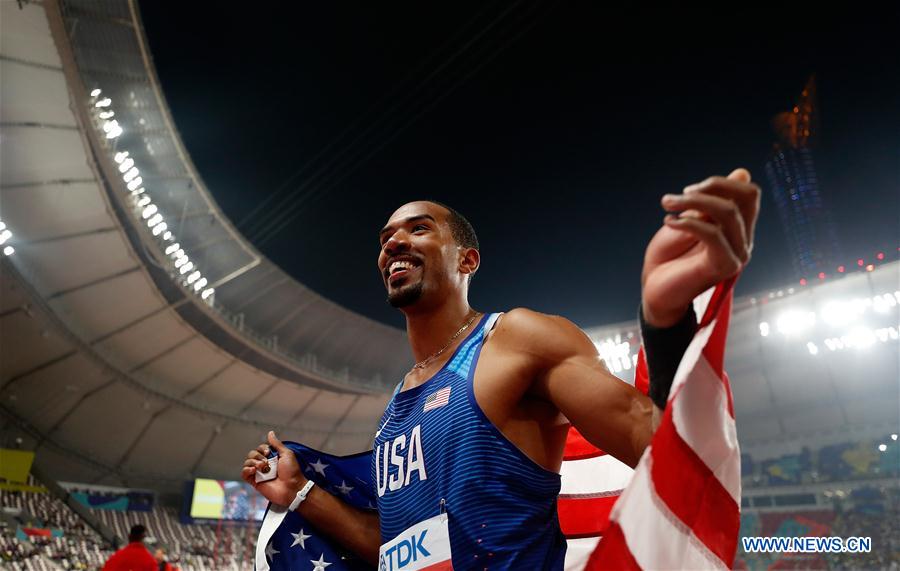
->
xmin=423 ymin=387 xmax=451 ymax=412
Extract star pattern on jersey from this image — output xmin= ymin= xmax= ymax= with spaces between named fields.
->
xmin=264 ymin=541 xmax=279 ymax=562
xmin=336 ymin=480 xmax=354 ymax=497
xmin=310 ymin=553 xmax=332 ymax=570
xmin=309 ymin=458 xmax=329 ymax=476
xmin=290 ymin=528 xmax=311 ymax=549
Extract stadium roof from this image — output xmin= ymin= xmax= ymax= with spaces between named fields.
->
xmin=0 ymin=0 xmax=404 ymax=491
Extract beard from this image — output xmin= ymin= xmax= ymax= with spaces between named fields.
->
xmin=387 ymin=280 xmax=424 ymax=308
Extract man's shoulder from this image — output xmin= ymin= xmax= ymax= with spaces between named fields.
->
xmin=495 ymin=307 xmax=566 ymax=330
xmin=491 ymin=308 xmax=592 ymax=359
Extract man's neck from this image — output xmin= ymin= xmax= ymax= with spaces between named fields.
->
xmin=404 ymin=297 xmax=475 ymax=364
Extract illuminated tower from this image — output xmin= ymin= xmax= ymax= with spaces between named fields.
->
xmin=764 ymin=76 xmax=841 ymax=280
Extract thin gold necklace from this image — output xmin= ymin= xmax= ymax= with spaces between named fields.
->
xmin=412 ymin=311 xmax=481 ymax=370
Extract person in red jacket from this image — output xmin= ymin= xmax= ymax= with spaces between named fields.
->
xmin=102 ymin=524 xmax=156 ymax=571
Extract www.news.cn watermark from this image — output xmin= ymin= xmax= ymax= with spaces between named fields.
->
xmin=743 ymin=536 xmax=872 ymax=554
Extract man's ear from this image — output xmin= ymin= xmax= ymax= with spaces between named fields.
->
xmin=459 ymin=247 xmax=480 ymax=279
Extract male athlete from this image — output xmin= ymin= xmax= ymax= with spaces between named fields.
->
xmin=242 ymin=168 xmax=760 ymax=568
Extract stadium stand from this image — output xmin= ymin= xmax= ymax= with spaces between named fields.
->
xmin=0 ymin=474 xmax=253 ymax=570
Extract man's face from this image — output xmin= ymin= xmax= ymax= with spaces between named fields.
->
xmin=154 ymin=549 xmax=165 ymax=562
xmin=378 ymin=202 xmax=459 ymax=309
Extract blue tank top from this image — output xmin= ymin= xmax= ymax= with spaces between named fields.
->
xmin=372 ymin=313 xmax=566 ymax=570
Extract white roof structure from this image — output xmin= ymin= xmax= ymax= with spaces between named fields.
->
xmin=1 ymin=0 xmax=408 ymax=492
xmin=1 ymin=0 xmax=897 ymax=495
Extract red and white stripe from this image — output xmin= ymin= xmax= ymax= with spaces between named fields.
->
xmin=560 ymin=428 xmax=633 ymax=570
xmin=560 ymin=278 xmax=741 ymax=570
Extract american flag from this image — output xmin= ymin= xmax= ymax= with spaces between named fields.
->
xmin=258 ymin=279 xmax=739 ymax=570
xmin=256 ymin=445 xmax=374 ymax=571
xmin=581 ymin=278 xmax=741 ymax=570
xmin=423 ymin=386 xmax=451 ymax=412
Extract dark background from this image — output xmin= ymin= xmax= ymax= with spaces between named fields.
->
xmin=140 ymin=2 xmax=899 ymax=328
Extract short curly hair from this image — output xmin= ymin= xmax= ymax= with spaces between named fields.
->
xmin=426 ymin=201 xmax=478 ymax=250
xmin=427 ymin=200 xmax=479 ymax=282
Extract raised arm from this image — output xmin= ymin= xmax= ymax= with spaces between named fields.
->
xmin=502 ymin=170 xmax=760 ymax=468
xmin=242 ymin=432 xmax=381 ymax=565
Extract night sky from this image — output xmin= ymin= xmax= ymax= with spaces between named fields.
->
xmin=139 ymin=3 xmax=899 ymax=329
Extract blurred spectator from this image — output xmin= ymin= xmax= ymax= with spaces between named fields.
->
xmin=102 ymin=524 xmax=155 ymax=571
xmin=154 ymin=547 xmax=179 ymax=571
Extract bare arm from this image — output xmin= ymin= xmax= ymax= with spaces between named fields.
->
xmin=241 ymin=432 xmax=380 ymax=565
xmin=496 ymin=309 xmax=660 ymax=468
xmin=509 ymin=170 xmax=760 ymax=467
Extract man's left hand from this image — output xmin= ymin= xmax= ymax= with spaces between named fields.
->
xmin=641 ymin=168 xmax=761 ymax=327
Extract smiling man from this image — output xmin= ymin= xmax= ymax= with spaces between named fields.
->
xmin=242 ymin=168 xmax=760 ymax=569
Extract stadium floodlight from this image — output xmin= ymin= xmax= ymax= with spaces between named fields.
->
xmin=141 ymin=204 xmax=158 ymax=219
xmin=123 ymin=167 xmax=140 ymax=182
xmin=3 ymin=246 xmax=13 ymax=256
xmin=892 ymin=434 xmax=898 ymax=441
xmin=820 ymin=300 xmax=864 ymax=327
xmin=96 ymin=87 xmax=216 ymax=304
xmin=878 ymin=444 xmax=887 ymax=452
xmin=118 ymin=158 xmax=135 ymax=173
xmin=775 ymin=310 xmax=815 ymax=336
xmin=847 ymin=327 xmax=876 ymax=349
xmin=0 ymin=230 xmax=12 ymax=245
xmin=0 ymin=222 xmax=5 ymax=231
xmin=104 ymin=123 xmax=122 ymax=139
xmin=759 ymin=322 xmax=770 ymax=337
xmin=872 ymin=296 xmax=890 ymax=314
xmin=806 ymin=342 xmax=819 ymax=355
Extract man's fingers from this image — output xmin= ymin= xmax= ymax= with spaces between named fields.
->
xmin=246 ymin=450 xmax=266 ymax=462
xmin=267 ymin=430 xmax=289 ymax=455
xmin=256 ymin=444 xmax=270 ymax=457
xmin=662 ymin=193 xmax=749 ymax=263
xmin=664 ymin=215 xmax=742 ymax=276
xmin=682 ymin=173 xmax=761 ymax=245
xmin=243 ymin=457 xmax=269 ymax=472
xmin=727 ymin=167 xmax=752 ymax=184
